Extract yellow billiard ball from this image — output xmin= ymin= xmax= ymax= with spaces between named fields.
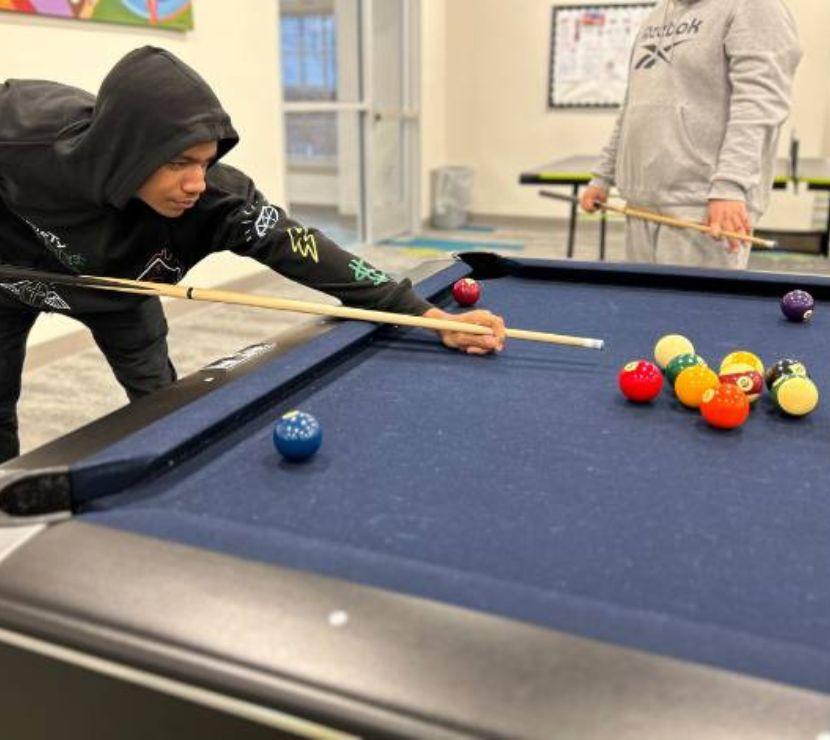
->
xmin=674 ymin=365 xmax=720 ymax=408
xmin=772 ymin=375 xmax=819 ymax=417
xmin=654 ymin=334 xmax=695 ymax=370
xmin=720 ymin=350 xmax=764 ymax=376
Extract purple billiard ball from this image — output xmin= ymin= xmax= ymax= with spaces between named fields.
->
xmin=781 ymin=290 xmax=815 ymax=322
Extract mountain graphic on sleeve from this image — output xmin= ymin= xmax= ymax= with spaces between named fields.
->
xmin=0 ymin=280 xmax=70 ymax=310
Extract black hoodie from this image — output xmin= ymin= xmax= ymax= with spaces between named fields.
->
xmin=0 ymin=46 xmax=431 ymax=316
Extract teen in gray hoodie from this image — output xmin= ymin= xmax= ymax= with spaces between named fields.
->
xmin=581 ymin=0 xmax=802 ymax=268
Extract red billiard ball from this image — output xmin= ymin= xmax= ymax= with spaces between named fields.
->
xmin=452 ymin=278 xmax=481 ymax=307
xmin=618 ymin=360 xmax=663 ymax=403
xmin=699 ymin=384 xmax=750 ymax=430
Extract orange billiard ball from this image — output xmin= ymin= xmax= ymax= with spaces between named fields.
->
xmin=700 ymin=384 xmax=750 ymax=430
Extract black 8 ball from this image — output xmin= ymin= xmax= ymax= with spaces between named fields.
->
xmin=765 ymin=358 xmax=808 ymax=390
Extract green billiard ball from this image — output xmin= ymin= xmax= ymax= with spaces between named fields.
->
xmin=665 ymin=353 xmax=707 ymax=385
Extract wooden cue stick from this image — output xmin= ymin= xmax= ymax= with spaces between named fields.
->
xmin=611 ymin=203 xmax=775 ymax=249
xmin=86 ymin=275 xmax=605 ymax=350
xmin=539 ymin=190 xmax=776 ymax=249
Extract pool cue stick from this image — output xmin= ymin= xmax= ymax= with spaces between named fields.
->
xmin=0 ymin=266 xmax=605 ymax=350
xmin=539 ymin=190 xmax=777 ymax=249
xmin=97 ymin=278 xmax=605 ymax=350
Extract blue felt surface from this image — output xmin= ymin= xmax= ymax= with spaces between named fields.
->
xmin=69 ymin=262 xmax=471 ymax=501
xmin=81 ymin=264 xmax=830 ymax=692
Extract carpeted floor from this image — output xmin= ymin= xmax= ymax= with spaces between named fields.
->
xmin=15 ymin=215 xmax=830 ymax=455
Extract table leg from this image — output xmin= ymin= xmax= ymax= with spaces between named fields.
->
xmin=567 ymin=184 xmax=578 ymax=259
xmin=599 ymin=210 xmax=607 ymax=261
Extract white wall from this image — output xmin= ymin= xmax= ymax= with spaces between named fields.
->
xmin=0 ymin=0 xmax=284 ymax=344
xmin=419 ymin=0 xmax=448 ymax=219
xmin=762 ymin=0 xmax=830 ymax=230
xmin=443 ymin=0 xmax=623 ymax=220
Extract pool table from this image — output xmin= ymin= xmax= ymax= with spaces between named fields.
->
xmin=2 ymin=253 xmax=830 ymax=739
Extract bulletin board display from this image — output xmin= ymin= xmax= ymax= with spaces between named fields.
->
xmin=549 ymin=3 xmax=655 ymax=109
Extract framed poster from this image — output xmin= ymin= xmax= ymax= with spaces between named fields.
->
xmin=548 ymin=3 xmax=654 ymax=109
xmin=0 ymin=0 xmax=194 ymax=32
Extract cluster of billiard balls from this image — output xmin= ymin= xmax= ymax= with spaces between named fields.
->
xmin=271 ymin=280 xmax=484 ymax=463
xmin=619 ymin=334 xmax=820 ymax=430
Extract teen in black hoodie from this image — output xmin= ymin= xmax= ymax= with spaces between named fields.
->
xmin=0 ymin=47 xmax=504 ymax=463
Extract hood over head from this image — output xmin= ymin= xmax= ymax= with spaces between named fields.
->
xmin=81 ymin=46 xmax=239 ymax=208
xmin=0 ymin=46 xmax=238 ymax=213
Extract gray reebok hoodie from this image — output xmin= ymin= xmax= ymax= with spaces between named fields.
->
xmin=591 ymin=0 xmax=801 ymax=214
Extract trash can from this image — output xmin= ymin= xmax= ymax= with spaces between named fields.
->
xmin=431 ymin=166 xmax=474 ymax=230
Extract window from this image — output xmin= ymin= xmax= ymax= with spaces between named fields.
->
xmin=281 ymin=13 xmax=338 ymax=102
xmin=280 ymin=2 xmax=339 ymax=165
xmin=284 ymin=113 xmax=337 ymax=161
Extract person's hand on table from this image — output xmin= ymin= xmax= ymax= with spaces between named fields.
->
xmin=580 ymin=185 xmax=608 ymax=213
xmin=423 ymin=307 xmax=506 ymax=355
xmin=707 ymin=199 xmax=752 ymax=252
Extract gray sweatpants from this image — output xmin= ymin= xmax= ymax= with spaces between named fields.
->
xmin=624 ymin=205 xmax=753 ymax=270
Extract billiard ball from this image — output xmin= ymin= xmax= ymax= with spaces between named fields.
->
xmin=700 ymin=384 xmax=750 ymax=430
xmin=273 ymin=410 xmax=322 ymax=461
xmin=674 ymin=365 xmax=720 ymax=408
xmin=765 ymin=358 xmax=808 ymax=390
xmin=665 ymin=353 xmax=707 ymax=385
xmin=718 ymin=363 xmax=764 ymax=403
xmin=654 ymin=334 xmax=695 ymax=370
xmin=618 ymin=360 xmax=663 ymax=403
xmin=781 ymin=290 xmax=815 ymax=322
xmin=771 ymin=375 xmax=819 ymax=417
xmin=720 ymin=350 xmax=764 ymax=376
xmin=452 ymin=278 xmax=481 ymax=307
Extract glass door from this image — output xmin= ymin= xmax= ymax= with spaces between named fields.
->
xmin=364 ymin=0 xmax=420 ymax=242
xmin=280 ymin=0 xmax=364 ymax=246
xmin=279 ymin=0 xmax=420 ymax=246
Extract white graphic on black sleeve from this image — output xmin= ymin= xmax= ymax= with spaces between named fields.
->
xmin=0 ymin=280 xmax=70 ymax=310
xmin=23 ymin=218 xmax=87 ymax=270
xmin=137 ymin=249 xmax=184 ymax=283
xmin=241 ymin=204 xmax=281 ymax=243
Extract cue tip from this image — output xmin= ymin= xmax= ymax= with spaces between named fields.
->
xmin=588 ymin=339 xmax=605 ymax=350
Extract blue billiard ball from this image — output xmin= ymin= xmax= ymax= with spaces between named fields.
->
xmin=273 ymin=411 xmax=322 ymax=461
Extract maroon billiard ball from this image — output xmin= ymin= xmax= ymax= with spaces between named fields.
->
xmin=618 ymin=360 xmax=663 ymax=403
xmin=452 ymin=278 xmax=481 ymax=307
